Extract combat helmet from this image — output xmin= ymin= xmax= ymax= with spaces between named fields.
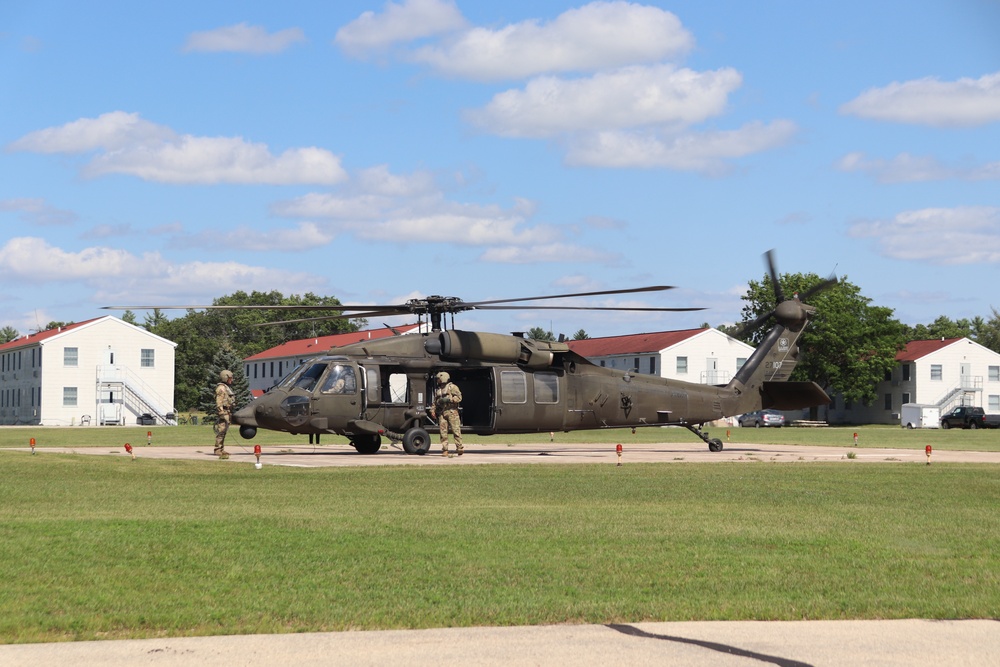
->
xmin=435 ymin=371 xmax=450 ymax=384
xmin=220 ymin=369 xmax=234 ymax=382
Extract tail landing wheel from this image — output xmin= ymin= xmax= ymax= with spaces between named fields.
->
xmin=685 ymin=424 xmax=724 ymax=453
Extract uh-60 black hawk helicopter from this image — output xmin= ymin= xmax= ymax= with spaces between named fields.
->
xmin=107 ymin=251 xmax=833 ymax=455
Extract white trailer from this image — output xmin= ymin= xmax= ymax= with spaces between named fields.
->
xmin=900 ymin=403 xmax=940 ymax=429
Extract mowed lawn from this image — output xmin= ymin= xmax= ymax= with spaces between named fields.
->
xmin=1 ymin=451 xmax=997 ymax=643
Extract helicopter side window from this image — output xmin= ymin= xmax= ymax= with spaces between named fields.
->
xmin=500 ymin=370 xmax=526 ymax=404
xmin=533 ymin=371 xmax=559 ymax=404
xmin=277 ymin=362 xmax=308 ymax=389
xmin=294 ymin=363 xmax=328 ymax=392
xmin=321 ymin=365 xmax=357 ymax=395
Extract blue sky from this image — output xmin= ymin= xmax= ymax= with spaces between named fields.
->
xmin=2 ymin=1 xmax=999 ymax=338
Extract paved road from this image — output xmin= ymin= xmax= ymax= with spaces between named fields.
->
xmin=14 ymin=440 xmax=1000 ymax=466
xmin=5 ymin=443 xmax=998 ymax=666
xmin=1 ymin=619 xmax=997 ymax=666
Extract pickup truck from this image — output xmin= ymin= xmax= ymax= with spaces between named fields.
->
xmin=939 ymin=406 xmax=1000 ymax=429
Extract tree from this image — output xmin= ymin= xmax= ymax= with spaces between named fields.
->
xmin=198 ymin=344 xmax=251 ymax=423
xmin=45 ymin=320 xmax=72 ymax=330
xmin=120 ymin=310 xmax=138 ymax=326
xmin=527 ymin=327 xmax=555 ymax=341
xmin=571 ymin=329 xmax=590 ymax=340
xmin=738 ymin=272 xmax=906 ymax=409
xmin=144 ymin=291 xmax=361 ymax=411
xmin=0 ymin=326 xmax=18 ymax=344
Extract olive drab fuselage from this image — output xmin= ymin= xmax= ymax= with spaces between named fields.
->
xmin=232 ymin=318 xmax=829 ymax=453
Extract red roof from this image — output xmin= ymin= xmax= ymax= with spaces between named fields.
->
xmin=245 ymin=324 xmax=421 ymax=360
xmin=566 ymin=328 xmax=707 ymax=357
xmin=896 ymin=337 xmax=964 ymax=362
xmin=0 ymin=316 xmax=104 ymax=352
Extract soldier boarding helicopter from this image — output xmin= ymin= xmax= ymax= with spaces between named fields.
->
xmin=105 ymin=251 xmax=833 ymax=454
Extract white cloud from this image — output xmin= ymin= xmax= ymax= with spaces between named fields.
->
xmin=411 ymin=1 xmax=693 ymax=81
xmin=335 ymin=0 xmax=466 ymax=57
xmin=466 ymin=65 xmax=741 ymax=138
xmin=565 ymin=120 xmax=798 ymax=171
xmin=178 ymin=222 xmax=338 ymax=252
xmin=8 ymin=112 xmax=347 ymax=185
xmin=0 ymin=237 xmax=326 ymax=302
xmin=840 ymin=72 xmax=1000 ymax=127
xmin=0 ymin=198 xmax=77 ymax=226
xmin=183 ymin=23 xmax=306 ymax=54
xmin=8 ymin=111 xmax=173 ymax=154
xmin=837 ymin=151 xmax=1000 ymax=183
xmin=848 ymin=206 xmax=1000 ymax=264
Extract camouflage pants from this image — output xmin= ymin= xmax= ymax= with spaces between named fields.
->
xmin=214 ymin=413 xmax=231 ymax=449
xmin=437 ymin=409 xmax=463 ymax=451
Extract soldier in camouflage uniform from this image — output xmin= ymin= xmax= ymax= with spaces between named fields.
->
xmin=214 ymin=369 xmax=236 ymax=459
xmin=429 ymin=371 xmax=463 ymax=457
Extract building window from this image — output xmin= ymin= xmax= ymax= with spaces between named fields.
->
xmin=902 ymin=392 xmax=911 ymax=404
xmin=930 ymin=364 xmax=942 ymax=381
xmin=676 ymin=356 xmax=688 ymax=374
xmin=990 ymin=366 xmax=1000 ymax=382
xmin=884 ymin=393 xmax=892 ymax=411
xmin=990 ymin=395 xmax=1000 ymax=412
xmin=140 ymin=349 xmax=155 ymax=368
xmin=64 ymin=347 xmax=78 ymax=367
xmin=884 ymin=369 xmax=892 ymax=382
xmin=649 ymin=357 xmax=656 ymax=375
xmin=63 ymin=387 xmax=78 ymax=407
xmin=736 ymin=357 xmax=747 ymax=371
xmin=902 ymin=364 xmax=911 ymax=382
xmin=633 ymin=357 xmax=640 ymax=371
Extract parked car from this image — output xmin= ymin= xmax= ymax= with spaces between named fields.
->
xmin=136 ymin=413 xmax=156 ymax=426
xmin=939 ymin=406 xmax=1000 ymax=429
xmin=738 ymin=409 xmax=786 ymax=428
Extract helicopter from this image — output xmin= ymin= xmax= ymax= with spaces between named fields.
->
xmin=105 ymin=251 xmax=833 ymax=454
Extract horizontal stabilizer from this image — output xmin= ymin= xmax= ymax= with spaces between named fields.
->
xmin=761 ymin=381 xmax=830 ymax=410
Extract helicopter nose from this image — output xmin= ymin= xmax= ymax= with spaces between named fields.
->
xmin=233 ymin=403 xmax=257 ymax=427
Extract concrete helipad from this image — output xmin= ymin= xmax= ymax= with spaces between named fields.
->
xmin=13 ymin=440 xmax=1000 ymax=466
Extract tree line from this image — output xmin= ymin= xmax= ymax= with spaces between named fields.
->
xmin=1 ymin=278 xmax=997 ymax=412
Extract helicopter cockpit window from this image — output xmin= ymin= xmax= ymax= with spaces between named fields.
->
xmin=277 ymin=362 xmax=307 ymax=389
xmin=500 ymin=370 xmax=527 ymax=404
xmin=533 ymin=371 xmax=559 ymax=404
xmin=294 ymin=363 xmax=328 ymax=392
xmin=321 ymin=365 xmax=357 ymax=394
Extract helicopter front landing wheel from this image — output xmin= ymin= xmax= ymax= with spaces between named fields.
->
xmin=401 ymin=427 xmax=432 ymax=455
xmin=708 ymin=438 xmax=724 ymax=453
xmin=352 ymin=434 xmax=382 ymax=454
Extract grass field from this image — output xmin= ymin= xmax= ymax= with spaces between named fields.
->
xmin=1 ymin=448 xmax=998 ymax=644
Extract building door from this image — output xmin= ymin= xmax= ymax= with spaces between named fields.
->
xmin=961 ymin=363 xmax=972 ymax=389
xmin=705 ymin=358 xmax=719 ymax=384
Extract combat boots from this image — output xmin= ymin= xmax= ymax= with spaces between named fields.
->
xmin=214 ymin=447 xmax=230 ymax=459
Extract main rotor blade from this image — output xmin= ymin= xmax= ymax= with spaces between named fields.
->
xmin=103 ymin=304 xmax=406 ymax=312
xmin=466 ymin=285 xmax=675 ymax=307
xmin=253 ymin=310 xmax=410 ymax=327
xmin=477 ymin=305 xmax=704 ymax=312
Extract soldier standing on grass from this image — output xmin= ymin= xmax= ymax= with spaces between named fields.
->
xmin=429 ymin=371 xmax=463 ymax=457
xmin=214 ymin=370 xmax=235 ymax=459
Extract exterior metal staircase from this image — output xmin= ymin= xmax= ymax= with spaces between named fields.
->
xmin=95 ymin=365 xmax=174 ymax=425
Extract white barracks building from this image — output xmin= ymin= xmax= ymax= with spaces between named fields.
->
xmin=0 ymin=316 xmax=177 ymax=426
